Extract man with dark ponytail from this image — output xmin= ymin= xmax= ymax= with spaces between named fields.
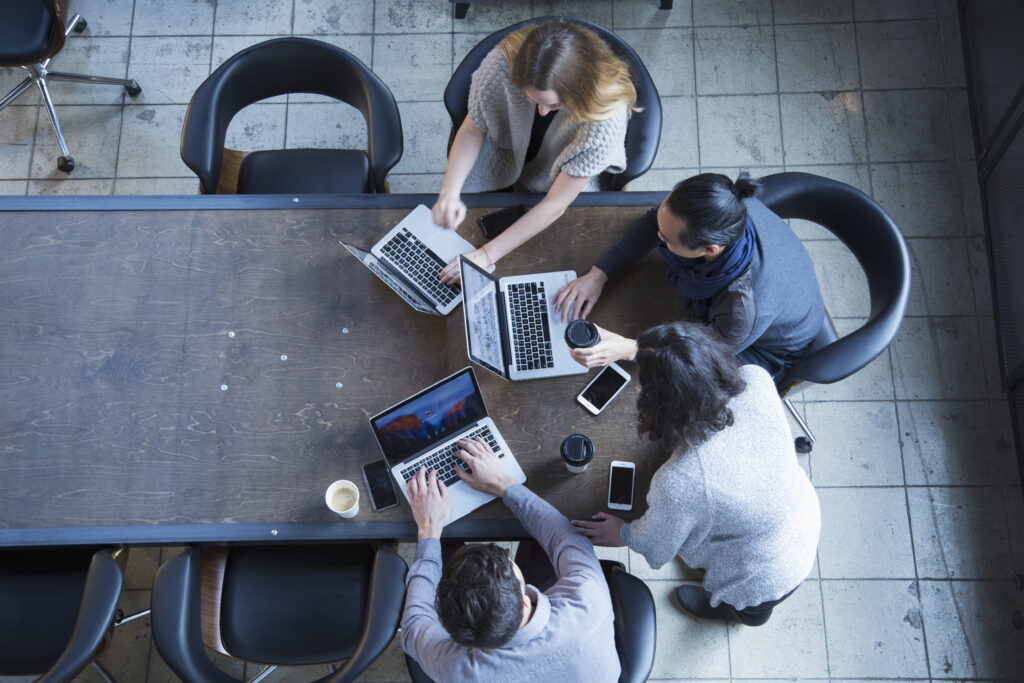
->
xmin=553 ymin=172 xmax=825 ymax=376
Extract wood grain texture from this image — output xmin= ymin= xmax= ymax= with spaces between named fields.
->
xmin=0 ymin=203 xmax=681 ymax=539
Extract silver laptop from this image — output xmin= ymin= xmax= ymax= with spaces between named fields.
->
xmin=369 ymin=367 xmax=526 ymax=525
xmin=460 ymin=256 xmax=588 ymax=381
xmin=341 ymin=204 xmax=474 ymax=315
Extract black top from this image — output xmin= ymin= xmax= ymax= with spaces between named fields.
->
xmin=524 ymin=109 xmax=557 ymax=164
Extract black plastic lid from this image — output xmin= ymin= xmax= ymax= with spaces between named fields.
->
xmin=560 ymin=433 xmax=594 ymax=465
xmin=565 ymin=320 xmax=599 ymax=349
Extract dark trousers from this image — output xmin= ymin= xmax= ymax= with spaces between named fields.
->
xmin=441 ymin=539 xmax=557 ymax=591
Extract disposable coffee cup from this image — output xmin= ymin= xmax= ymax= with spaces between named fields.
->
xmin=560 ymin=434 xmax=595 ymax=474
xmin=565 ymin=320 xmax=600 ymax=349
xmin=325 ymin=479 xmax=360 ymax=519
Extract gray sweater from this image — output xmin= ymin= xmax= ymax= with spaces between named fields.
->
xmin=595 ymin=198 xmax=825 ymax=356
xmin=402 ymin=485 xmax=620 ymax=683
xmin=463 ymin=47 xmax=628 ymax=193
xmin=621 ymin=366 xmax=820 ymax=610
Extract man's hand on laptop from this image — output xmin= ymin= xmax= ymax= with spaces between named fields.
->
xmin=553 ymin=266 xmax=608 ymax=322
xmin=407 ymin=467 xmax=450 ymax=541
xmin=439 ymin=249 xmax=488 ymax=286
xmin=455 ymin=437 xmax=516 ymax=497
xmin=570 ymin=324 xmax=639 ymax=368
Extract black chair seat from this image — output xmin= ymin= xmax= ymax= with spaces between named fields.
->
xmin=0 ymin=0 xmax=57 ymax=65
xmin=219 ymin=544 xmax=373 ymax=666
xmin=237 ymin=149 xmax=372 ymax=195
xmin=0 ymin=548 xmax=96 ymax=674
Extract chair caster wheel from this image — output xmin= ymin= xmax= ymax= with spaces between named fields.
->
xmin=795 ymin=437 xmax=813 ymax=454
xmin=74 ymin=18 xmax=87 ymax=32
xmin=58 ymin=155 xmax=75 ymax=173
xmin=125 ymin=81 xmax=141 ymax=97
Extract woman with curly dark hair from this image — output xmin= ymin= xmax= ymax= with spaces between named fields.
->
xmin=573 ymin=322 xmax=820 ymax=626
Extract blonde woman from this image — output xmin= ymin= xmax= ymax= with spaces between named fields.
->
xmin=435 ymin=21 xmax=639 ymax=285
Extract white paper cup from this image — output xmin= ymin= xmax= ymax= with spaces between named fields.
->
xmin=325 ymin=479 xmax=360 ymax=519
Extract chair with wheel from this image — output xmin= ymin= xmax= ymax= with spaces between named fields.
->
xmin=151 ymin=543 xmax=408 ymax=683
xmin=0 ymin=0 xmax=142 ymax=173
xmin=403 ymin=558 xmax=656 ymax=683
xmin=758 ymin=172 xmax=911 ymax=453
xmin=180 ymin=37 xmax=403 ymax=195
xmin=0 ymin=547 xmax=130 ymax=682
xmin=443 ymin=16 xmax=661 ymax=191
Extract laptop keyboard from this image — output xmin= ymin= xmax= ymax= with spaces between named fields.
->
xmin=399 ymin=426 xmax=503 ymax=488
xmin=380 ymin=228 xmax=460 ymax=307
xmin=507 ymin=282 xmax=554 ymax=371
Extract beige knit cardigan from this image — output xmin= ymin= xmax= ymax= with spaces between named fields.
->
xmin=462 ymin=47 xmax=628 ymax=193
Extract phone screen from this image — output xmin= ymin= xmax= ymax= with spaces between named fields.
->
xmin=609 ymin=465 xmax=635 ymax=506
xmin=363 ymin=460 xmax=398 ymax=510
xmin=583 ymin=366 xmax=629 ymax=411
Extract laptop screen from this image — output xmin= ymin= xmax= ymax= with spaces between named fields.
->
xmin=461 ymin=257 xmax=506 ymax=377
xmin=370 ymin=368 xmax=486 ymax=465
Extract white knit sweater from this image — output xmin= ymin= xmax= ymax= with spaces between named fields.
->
xmin=464 ymin=47 xmax=628 ymax=193
xmin=620 ymin=366 xmax=821 ymax=610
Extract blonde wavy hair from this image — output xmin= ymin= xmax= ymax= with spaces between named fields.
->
xmin=497 ymin=21 xmax=640 ymax=122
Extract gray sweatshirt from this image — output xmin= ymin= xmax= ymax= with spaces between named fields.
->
xmin=621 ymin=365 xmax=821 ymax=610
xmin=402 ymin=485 xmax=620 ymax=683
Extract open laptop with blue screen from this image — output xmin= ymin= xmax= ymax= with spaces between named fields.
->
xmin=369 ymin=367 xmax=525 ymax=525
xmin=460 ymin=255 xmax=588 ymax=381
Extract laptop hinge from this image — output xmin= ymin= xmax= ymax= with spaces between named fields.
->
xmin=497 ymin=283 xmax=515 ymax=376
xmin=399 ymin=420 xmax=485 ymax=467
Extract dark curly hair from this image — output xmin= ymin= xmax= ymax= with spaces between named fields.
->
xmin=635 ymin=322 xmax=746 ymax=452
xmin=435 ymin=543 xmax=523 ymax=649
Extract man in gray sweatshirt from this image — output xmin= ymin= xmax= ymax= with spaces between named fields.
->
xmin=401 ymin=437 xmax=620 ymax=683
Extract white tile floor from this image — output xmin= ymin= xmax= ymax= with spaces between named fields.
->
xmin=2 ymin=0 xmax=1023 ymax=681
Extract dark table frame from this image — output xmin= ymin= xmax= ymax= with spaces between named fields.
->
xmin=0 ymin=191 xmax=666 ymax=547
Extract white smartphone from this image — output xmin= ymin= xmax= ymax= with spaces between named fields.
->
xmin=607 ymin=460 xmax=636 ymax=511
xmin=577 ymin=362 xmax=631 ymax=415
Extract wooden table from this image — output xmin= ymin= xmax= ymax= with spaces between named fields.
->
xmin=0 ymin=192 xmax=682 ymax=546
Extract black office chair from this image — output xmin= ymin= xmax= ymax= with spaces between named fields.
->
xmin=0 ymin=0 xmax=141 ymax=173
xmin=180 ymin=37 xmax=403 ymax=195
xmin=758 ymin=172 xmax=911 ymax=452
xmin=443 ymin=17 xmax=661 ymax=191
xmin=0 ymin=547 xmax=125 ymax=682
xmin=151 ymin=544 xmax=408 ymax=683
xmin=403 ymin=559 xmax=656 ymax=683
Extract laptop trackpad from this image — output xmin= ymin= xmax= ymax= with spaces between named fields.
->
xmin=424 ymin=226 xmax=473 ymax=262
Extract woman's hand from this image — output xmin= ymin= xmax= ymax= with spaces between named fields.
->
xmin=432 ymin=192 xmax=467 ymax=230
xmin=439 ymin=247 xmax=488 ymax=286
xmin=571 ymin=512 xmax=626 ymax=547
xmin=553 ymin=266 xmax=608 ymax=322
xmin=570 ymin=324 xmax=638 ymax=368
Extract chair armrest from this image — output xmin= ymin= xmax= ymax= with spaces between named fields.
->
xmin=601 ymin=561 xmax=656 ymax=683
xmin=152 ymin=548 xmax=239 ymax=683
xmin=38 ymin=550 xmax=124 ymax=683
xmin=323 ymin=545 xmax=408 ymax=683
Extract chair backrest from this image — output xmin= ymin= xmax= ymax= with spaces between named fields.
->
xmin=601 ymin=560 xmax=656 ymax=683
xmin=0 ymin=548 xmax=123 ymax=680
xmin=759 ymin=172 xmax=911 ymax=390
xmin=0 ymin=0 xmax=65 ymax=66
xmin=181 ymin=37 xmax=403 ymax=194
xmin=443 ymin=17 xmax=662 ymax=191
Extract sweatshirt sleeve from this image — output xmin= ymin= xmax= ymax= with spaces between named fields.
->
xmin=503 ymin=484 xmax=604 ymax=581
xmin=594 ymin=206 xmax=662 ymax=280
xmin=620 ymin=457 xmax=708 ymax=569
xmin=559 ymin=106 xmax=628 ymax=179
xmin=400 ymin=538 xmax=455 ymax=668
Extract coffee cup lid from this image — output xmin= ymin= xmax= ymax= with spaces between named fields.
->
xmin=560 ymin=433 xmax=594 ymax=464
xmin=565 ymin=320 xmax=599 ymax=348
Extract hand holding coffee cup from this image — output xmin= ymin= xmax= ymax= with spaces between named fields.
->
xmin=325 ymin=479 xmax=360 ymax=518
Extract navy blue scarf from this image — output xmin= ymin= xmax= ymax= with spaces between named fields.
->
xmin=658 ymin=217 xmax=756 ymax=319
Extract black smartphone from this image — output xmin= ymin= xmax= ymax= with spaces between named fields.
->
xmin=361 ymin=459 xmax=399 ymax=511
xmin=478 ymin=205 xmax=526 ymax=239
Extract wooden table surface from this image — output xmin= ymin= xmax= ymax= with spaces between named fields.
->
xmin=0 ymin=195 xmax=683 ymax=545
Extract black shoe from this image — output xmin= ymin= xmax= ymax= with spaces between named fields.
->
xmin=675 ymin=582 xmax=731 ymax=622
